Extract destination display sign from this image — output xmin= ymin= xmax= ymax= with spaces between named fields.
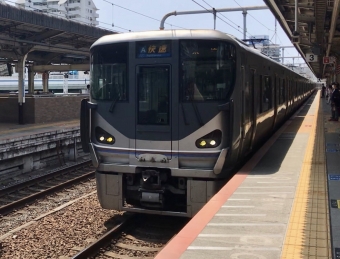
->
xmin=136 ymin=41 xmax=171 ymax=58
xmin=329 ymin=175 xmax=340 ymax=181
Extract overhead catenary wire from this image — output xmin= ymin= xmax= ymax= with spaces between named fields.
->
xmin=233 ymin=0 xmax=274 ymax=32
xmin=98 ymin=19 xmax=130 ymax=31
xmin=192 ymin=0 xmax=242 ymax=34
xmin=191 ymin=0 xmax=252 ymax=37
xmin=193 ymin=0 xmax=292 ymax=63
xmin=232 ymin=0 xmax=285 ymax=47
xmin=231 ymin=0 xmax=305 ymax=65
xmin=200 ymin=0 xmax=243 ymax=31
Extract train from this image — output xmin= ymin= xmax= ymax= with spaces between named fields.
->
xmin=0 ymin=76 xmax=89 ymax=93
xmin=80 ymin=29 xmax=315 ymax=217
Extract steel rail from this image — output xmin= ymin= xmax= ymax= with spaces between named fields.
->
xmin=0 ymin=160 xmax=92 ymax=196
xmin=0 ymin=168 xmax=94 ymax=216
xmin=72 ymin=214 xmax=138 ymax=259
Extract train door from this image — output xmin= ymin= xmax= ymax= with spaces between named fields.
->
xmin=241 ymin=68 xmax=256 ymax=156
xmin=135 ymin=65 xmax=172 ymax=159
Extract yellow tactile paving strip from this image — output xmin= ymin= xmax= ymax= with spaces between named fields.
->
xmin=281 ymin=92 xmax=331 ymax=259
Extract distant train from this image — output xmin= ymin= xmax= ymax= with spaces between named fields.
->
xmin=81 ymin=29 xmax=315 ymax=217
xmin=0 ymin=78 xmax=89 ymax=93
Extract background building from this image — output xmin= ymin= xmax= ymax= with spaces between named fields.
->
xmin=15 ymin=0 xmax=99 ymax=26
xmin=286 ymin=64 xmax=316 ymax=81
xmin=249 ymin=35 xmax=281 ymax=62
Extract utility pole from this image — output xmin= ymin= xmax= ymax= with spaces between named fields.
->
xmin=242 ymin=9 xmax=247 ymax=40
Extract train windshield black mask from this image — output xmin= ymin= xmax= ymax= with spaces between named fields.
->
xmin=180 ymin=40 xmax=236 ymax=102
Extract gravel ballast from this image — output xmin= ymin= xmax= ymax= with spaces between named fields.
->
xmin=0 ymin=180 xmax=125 ymax=259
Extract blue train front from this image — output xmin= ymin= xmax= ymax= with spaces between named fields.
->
xmin=81 ymin=30 xmax=314 ymax=217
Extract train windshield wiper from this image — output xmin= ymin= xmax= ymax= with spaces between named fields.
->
xmin=109 ymin=94 xmax=120 ymax=113
xmin=191 ymin=100 xmax=204 ymax=126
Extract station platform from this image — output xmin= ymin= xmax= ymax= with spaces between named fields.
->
xmin=0 ymin=119 xmax=79 ymax=142
xmin=0 ymin=119 xmax=81 ymax=176
xmin=156 ymin=91 xmax=340 ymax=259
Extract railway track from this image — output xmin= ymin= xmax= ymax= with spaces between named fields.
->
xmin=72 ymin=214 xmax=188 ymax=259
xmin=0 ymin=160 xmax=94 ymax=215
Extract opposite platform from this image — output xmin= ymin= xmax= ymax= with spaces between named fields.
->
xmin=0 ymin=119 xmax=80 ymax=142
xmin=156 ymin=90 xmax=338 ymax=259
xmin=0 ymin=119 xmax=81 ymax=164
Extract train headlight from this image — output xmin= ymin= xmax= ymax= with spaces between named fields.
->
xmin=95 ymin=127 xmax=115 ymax=145
xmin=199 ymin=140 xmax=207 ymax=147
xmin=195 ymin=130 xmax=222 ymax=149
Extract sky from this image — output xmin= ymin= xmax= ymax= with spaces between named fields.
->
xmin=93 ymin=0 xmax=305 ymax=66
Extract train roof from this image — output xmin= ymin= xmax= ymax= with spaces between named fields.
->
xmin=91 ymin=29 xmax=285 ymax=65
xmin=91 ymin=29 xmax=313 ymax=82
xmin=91 ymin=29 xmax=235 ymax=48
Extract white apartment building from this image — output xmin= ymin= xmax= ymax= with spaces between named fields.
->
xmin=250 ymin=35 xmax=281 ymax=63
xmin=15 ymin=0 xmax=99 ymax=26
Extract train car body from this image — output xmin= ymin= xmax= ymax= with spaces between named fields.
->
xmin=81 ymin=29 xmax=314 ymax=217
xmin=0 ymin=78 xmax=89 ymax=93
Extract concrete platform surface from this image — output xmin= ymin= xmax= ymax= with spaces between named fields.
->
xmin=156 ymin=91 xmax=338 ymax=259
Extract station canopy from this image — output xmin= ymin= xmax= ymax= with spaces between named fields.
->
xmin=0 ymin=3 xmax=116 ymax=67
xmin=264 ymin=0 xmax=340 ymax=79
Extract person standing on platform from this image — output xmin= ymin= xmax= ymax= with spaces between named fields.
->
xmin=327 ymin=85 xmax=332 ymax=104
xmin=321 ymin=84 xmax=326 ymax=98
xmin=329 ymin=83 xmax=340 ymax=121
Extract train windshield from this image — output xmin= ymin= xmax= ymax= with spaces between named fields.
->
xmin=180 ymin=40 xmax=236 ymax=101
xmin=90 ymin=43 xmax=128 ymax=101
xmin=137 ymin=66 xmax=170 ymax=125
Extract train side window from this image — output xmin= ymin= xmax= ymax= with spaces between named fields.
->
xmin=259 ymin=75 xmax=263 ymax=113
xmin=244 ymin=68 xmax=250 ymax=124
xmin=249 ymin=69 xmax=255 ymax=118
xmin=267 ymin=77 xmax=273 ymax=109
xmin=295 ymin=82 xmax=298 ymax=98
xmin=277 ymin=77 xmax=280 ymax=105
xmin=261 ymin=76 xmax=272 ymax=113
xmin=299 ymin=82 xmax=301 ymax=96
xmin=278 ymin=78 xmax=281 ymax=105
xmin=281 ymin=79 xmax=286 ymax=104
